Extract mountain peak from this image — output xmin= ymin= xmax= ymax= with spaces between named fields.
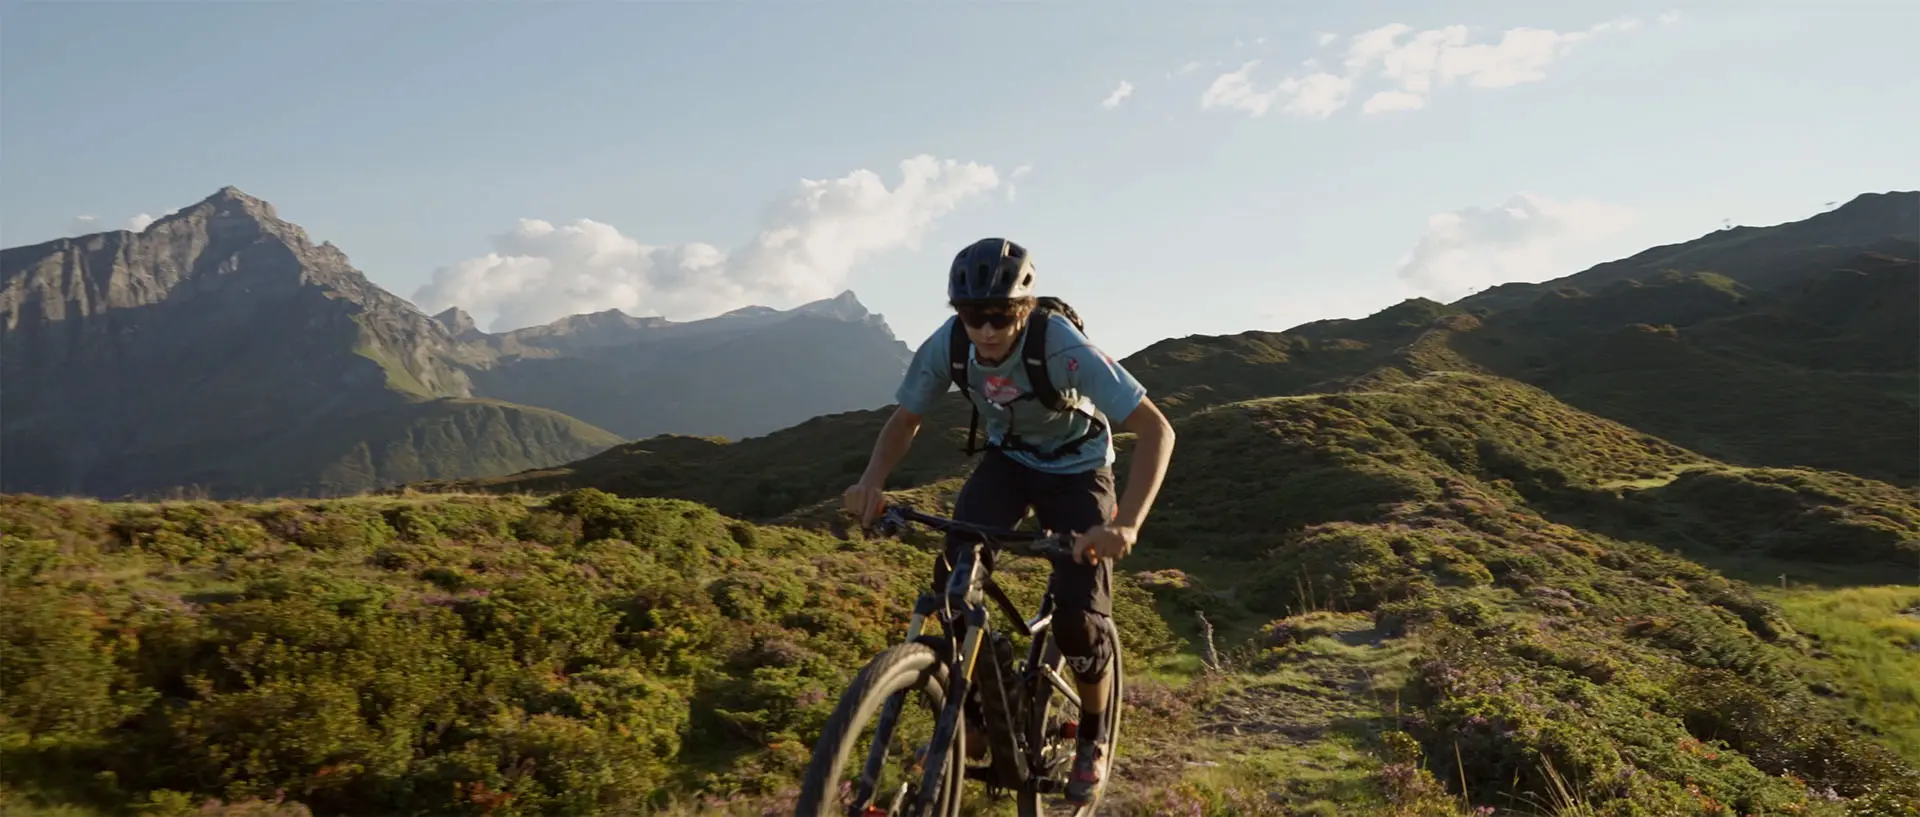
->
xmin=434 ymin=306 xmax=479 ymax=338
xmin=1828 ymin=189 xmax=1919 ymax=219
xmin=792 ymin=289 xmax=871 ymax=320
xmin=195 ymin=185 xmax=279 ymax=220
xmin=137 ymin=185 xmax=291 ymax=242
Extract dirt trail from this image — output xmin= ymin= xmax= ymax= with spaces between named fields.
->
xmin=1096 ymin=616 xmax=1413 ymax=814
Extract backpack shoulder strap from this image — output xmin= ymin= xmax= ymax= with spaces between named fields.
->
xmin=946 ymin=318 xmax=972 ymax=399
xmin=945 ymin=319 xmax=985 ymax=455
xmin=1022 ymin=306 xmax=1071 ymax=413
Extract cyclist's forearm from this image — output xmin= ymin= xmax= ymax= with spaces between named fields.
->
xmin=1113 ymin=413 xmax=1174 ymax=531
xmin=859 ymin=407 xmax=922 ymax=486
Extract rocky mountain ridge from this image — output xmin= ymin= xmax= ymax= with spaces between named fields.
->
xmin=0 ymin=186 xmax=911 ymax=498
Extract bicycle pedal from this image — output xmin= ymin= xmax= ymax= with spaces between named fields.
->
xmin=1059 ymin=721 xmax=1077 ymax=739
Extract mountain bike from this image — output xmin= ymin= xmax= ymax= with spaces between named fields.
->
xmin=793 ymin=505 xmax=1124 ymax=817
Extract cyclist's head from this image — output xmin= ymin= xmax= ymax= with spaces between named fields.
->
xmin=948 ymin=237 xmax=1034 ymax=304
xmin=947 ymin=237 xmax=1037 ymax=359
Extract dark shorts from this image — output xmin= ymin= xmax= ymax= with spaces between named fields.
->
xmin=929 ymin=448 xmax=1117 ymax=618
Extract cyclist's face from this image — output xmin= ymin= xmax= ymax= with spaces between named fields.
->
xmin=956 ymin=303 xmax=1025 ymax=360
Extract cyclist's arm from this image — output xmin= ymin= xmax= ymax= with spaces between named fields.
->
xmin=1048 ymin=325 xmax=1174 ymax=532
xmin=858 ymin=320 xmax=952 ymax=488
xmin=1113 ymin=397 xmax=1174 ymax=531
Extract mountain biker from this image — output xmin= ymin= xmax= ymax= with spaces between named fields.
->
xmin=842 ymin=237 xmax=1176 ymax=806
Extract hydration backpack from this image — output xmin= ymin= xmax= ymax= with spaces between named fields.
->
xmin=946 ymin=296 xmax=1107 ymax=460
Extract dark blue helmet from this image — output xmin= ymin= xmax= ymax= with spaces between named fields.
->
xmin=948 ymin=238 xmax=1036 ymax=303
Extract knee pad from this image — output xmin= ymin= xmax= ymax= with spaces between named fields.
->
xmin=1051 ymin=608 xmax=1112 ymax=683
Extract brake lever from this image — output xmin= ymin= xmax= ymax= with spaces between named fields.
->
xmin=871 ymin=507 xmax=904 ymax=537
xmin=1038 ymin=530 xmax=1079 ymax=562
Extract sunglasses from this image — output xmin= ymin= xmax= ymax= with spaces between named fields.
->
xmin=956 ymin=307 xmax=1021 ymax=329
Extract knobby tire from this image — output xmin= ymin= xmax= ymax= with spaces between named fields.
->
xmin=794 ymin=638 xmax=965 ymax=817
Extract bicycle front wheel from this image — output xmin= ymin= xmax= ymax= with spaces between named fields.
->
xmin=794 ymin=638 xmax=966 ymax=817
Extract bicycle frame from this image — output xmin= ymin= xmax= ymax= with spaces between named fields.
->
xmin=851 ymin=506 xmax=1084 ymax=817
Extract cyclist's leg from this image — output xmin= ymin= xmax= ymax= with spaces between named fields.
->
xmin=1029 ymin=466 xmax=1118 ymax=800
xmin=929 ymin=448 xmax=1032 ymax=598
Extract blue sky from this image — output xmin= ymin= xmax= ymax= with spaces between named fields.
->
xmin=5 ymin=0 xmax=1916 ymax=359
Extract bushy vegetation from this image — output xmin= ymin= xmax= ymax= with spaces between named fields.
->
xmin=10 ymin=366 xmax=1917 ymax=816
xmin=1117 ymin=372 xmax=1920 ymax=816
xmin=0 ymin=489 xmax=1176 ymax=816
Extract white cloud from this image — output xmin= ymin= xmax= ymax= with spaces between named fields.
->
xmin=1006 ymin=164 xmax=1033 ymax=202
xmin=1278 ymin=72 xmax=1354 ymax=118
xmin=1199 ymin=61 xmax=1275 ymax=115
xmin=1658 ymin=10 xmax=1682 ymax=25
xmin=1202 ymin=16 xmax=1645 ymax=119
xmin=1360 ymin=16 xmax=1641 ymax=100
xmin=1101 ymin=80 xmax=1135 ymax=109
xmin=1200 ymin=60 xmax=1351 ymax=119
xmin=67 ymin=212 xmax=157 ymax=235
xmin=412 ymin=155 xmax=1007 ymax=331
xmin=1394 ymin=193 xmax=1639 ymax=300
xmin=1316 ymin=32 xmax=1337 ymax=46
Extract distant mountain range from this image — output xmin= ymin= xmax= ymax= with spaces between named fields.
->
xmin=0 ymin=186 xmax=911 ymax=499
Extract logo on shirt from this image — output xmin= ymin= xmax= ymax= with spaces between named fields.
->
xmin=982 ymin=375 xmax=1023 ymax=405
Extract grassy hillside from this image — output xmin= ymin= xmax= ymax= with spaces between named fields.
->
xmin=1459 ymin=190 xmax=1917 ymax=313
xmin=1118 ymin=298 xmax=1469 ymax=419
xmin=300 ymin=399 xmax=627 ymax=497
xmin=5 ymin=373 xmax=1917 ymax=817
xmin=1764 ymin=586 xmax=1920 ymax=762
xmin=413 ymin=399 xmax=982 ymax=521
xmin=1447 ymin=257 xmax=1920 ymax=485
xmin=104 ymin=399 xmax=625 ymax=501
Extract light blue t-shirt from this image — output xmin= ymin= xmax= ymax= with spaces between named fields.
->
xmin=895 ymin=312 xmax=1147 ymax=474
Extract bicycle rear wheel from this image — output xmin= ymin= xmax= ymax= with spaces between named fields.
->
xmin=1016 ymin=618 xmax=1124 ymax=817
xmin=794 ymin=638 xmax=966 ymax=817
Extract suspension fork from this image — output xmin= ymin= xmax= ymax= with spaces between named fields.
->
xmin=902 ymin=542 xmax=993 ymax=817
xmin=907 ymin=605 xmax=987 ymax=817
xmin=850 ymin=591 xmax=943 ymax=809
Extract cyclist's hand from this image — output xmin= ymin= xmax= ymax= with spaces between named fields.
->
xmin=1073 ymin=523 xmax=1136 ymax=565
xmin=843 ymin=481 xmax=887 ymax=528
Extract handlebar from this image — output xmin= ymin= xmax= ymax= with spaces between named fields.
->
xmin=871 ymin=505 xmax=1080 ymax=562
